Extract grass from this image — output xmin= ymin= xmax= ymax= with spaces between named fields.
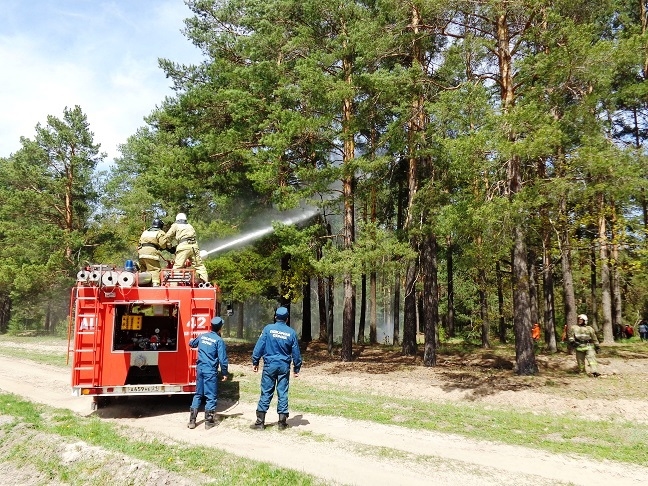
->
xmin=285 ymin=380 xmax=648 ymax=466
xmin=2 ymin=334 xmax=648 ymax=469
xmin=0 ymin=334 xmax=69 ymax=366
xmin=226 ymin=368 xmax=648 ymax=467
xmin=0 ymin=393 xmax=327 ymax=485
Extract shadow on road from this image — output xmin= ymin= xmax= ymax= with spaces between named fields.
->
xmin=93 ymin=380 xmax=241 ymax=419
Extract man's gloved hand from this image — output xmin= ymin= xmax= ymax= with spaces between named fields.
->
xmin=167 ymin=246 xmax=176 ymax=254
xmin=595 ymin=345 xmax=601 ymax=353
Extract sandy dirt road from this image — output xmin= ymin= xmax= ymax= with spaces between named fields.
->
xmin=0 ymin=350 xmax=647 ymax=486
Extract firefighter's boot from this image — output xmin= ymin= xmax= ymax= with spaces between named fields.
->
xmin=253 ymin=411 xmax=266 ymax=430
xmin=205 ymin=410 xmax=218 ymax=429
xmin=278 ymin=413 xmax=288 ymax=430
xmin=187 ymin=408 xmax=198 ymax=429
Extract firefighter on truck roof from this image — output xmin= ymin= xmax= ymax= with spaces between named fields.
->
xmin=165 ymin=212 xmax=209 ymax=284
xmin=137 ymin=218 xmax=172 ymax=286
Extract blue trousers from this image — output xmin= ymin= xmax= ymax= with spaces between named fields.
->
xmin=191 ymin=368 xmax=217 ymax=410
xmin=257 ymin=361 xmax=290 ymax=414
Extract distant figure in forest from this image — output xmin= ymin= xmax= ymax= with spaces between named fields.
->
xmin=568 ymin=314 xmax=600 ymax=377
xmin=639 ymin=320 xmax=648 ymax=342
xmin=531 ymin=323 xmax=541 ymax=342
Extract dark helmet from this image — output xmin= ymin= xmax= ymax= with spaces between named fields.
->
xmin=275 ymin=306 xmax=289 ymax=321
xmin=151 ymin=218 xmax=164 ymax=229
xmin=211 ymin=316 xmax=224 ymax=331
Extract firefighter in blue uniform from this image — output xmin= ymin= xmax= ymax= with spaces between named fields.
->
xmin=188 ymin=316 xmax=229 ymax=429
xmin=251 ymin=306 xmax=302 ymax=430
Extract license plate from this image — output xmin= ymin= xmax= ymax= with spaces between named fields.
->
xmin=129 ymin=385 xmax=162 ymax=393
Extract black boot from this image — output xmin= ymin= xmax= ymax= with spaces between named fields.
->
xmin=187 ymin=408 xmax=198 ymax=429
xmin=278 ymin=413 xmax=288 ymax=430
xmin=205 ymin=410 xmax=218 ymax=429
xmin=254 ymin=411 xmax=266 ymax=430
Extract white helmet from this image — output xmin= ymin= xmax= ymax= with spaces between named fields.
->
xmin=578 ymin=314 xmax=588 ymax=323
xmin=175 ymin=212 xmax=187 ymax=222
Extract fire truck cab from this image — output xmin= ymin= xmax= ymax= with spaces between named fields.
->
xmin=68 ymin=264 xmax=220 ymax=408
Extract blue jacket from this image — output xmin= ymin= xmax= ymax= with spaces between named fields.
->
xmin=252 ymin=320 xmax=302 ymax=373
xmin=189 ymin=331 xmax=229 ymax=376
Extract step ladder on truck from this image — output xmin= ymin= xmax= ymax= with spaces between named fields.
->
xmin=67 ymin=263 xmax=221 ymax=410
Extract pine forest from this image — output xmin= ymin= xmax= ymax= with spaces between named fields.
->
xmin=2 ymin=0 xmax=648 ymax=375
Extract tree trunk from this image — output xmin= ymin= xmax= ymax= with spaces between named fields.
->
xmin=479 ymin=267 xmax=490 ymax=349
xmin=341 ymin=274 xmax=354 ymax=361
xmin=302 ymin=278 xmax=312 ymax=343
xmin=558 ymin=193 xmax=577 ymax=346
xmin=512 ymin=226 xmax=538 ymax=374
xmin=589 ymin=245 xmax=599 ymax=332
xmin=369 ymin=184 xmax=378 ymax=344
xmin=280 ymin=254 xmax=291 ymax=309
xmin=496 ymin=261 xmax=506 ymax=343
xmin=317 ymin=275 xmax=327 ymax=342
xmin=393 ymin=271 xmax=401 ymax=345
xmin=0 ymin=293 xmax=11 ymax=334
xmin=358 ymin=273 xmax=366 ymax=344
xmin=598 ymin=196 xmax=614 ymax=343
xmin=446 ymin=237 xmax=455 ymax=338
xmin=528 ymin=250 xmax=539 ymax=328
xmin=401 ymin=2 xmax=425 ymax=357
xmin=327 ymin=220 xmax=335 ymax=354
xmin=316 ymin=228 xmax=328 ymax=342
xmin=421 ymin=234 xmax=438 ymax=366
xmin=236 ymin=301 xmax=244 ymax=339
xmin=476 ymin=236 xmax=489 ymax=348
xmin=340 ymin=47 xmax=355 ymax=362
xmin=542 ymin=231 xmax=557 ymax=352
xmin=611 ymin=205 xmax=623 ymax=333
xmin=417 ymin=292 xmax=425 ymax=333
xmin=402 ymin=260 xmax=418 ymax=356
xmin=496 ymin=9 xmax=536 ymax=374
xmin=369 ymin=270 xmax=377 ymax=344
xmin=327 ymin=275 xmax=335 ymax=355
xmin=393 ymin=162 xmax=405 ymax=346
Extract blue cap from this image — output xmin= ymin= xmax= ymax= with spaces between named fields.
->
xmin=275 ymin=307 xmax=289 ymax=320
xmin=211 ymin=316 xmax=224 ymax=330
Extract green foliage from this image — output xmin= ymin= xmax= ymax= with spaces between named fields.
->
xmin=0 ymin=106 xmax=104 ymax=333
xmin=6 ymin=0 xmax=648 ymax=346
xmin=0 ymin=393 xmax=324 ymax=485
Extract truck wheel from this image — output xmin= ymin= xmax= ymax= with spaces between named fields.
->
xmin=92 ymin=396 xmax=111 ymax=410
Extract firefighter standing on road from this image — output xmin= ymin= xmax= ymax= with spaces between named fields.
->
xmin=188 ymin=316 xmax=229 ymax=430
xmin=165 ymin=212 xmax=209 ymax=283
xmin=137 ymin=218 xmax=170 ymax=286
xmin=568 ymin=314 xmax=601 ymax=377
xmin=251 ymin=306 xmax=302 ymax=430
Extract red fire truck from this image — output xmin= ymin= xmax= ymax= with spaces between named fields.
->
xmin=67 ymin=264 xmax=221 ymax=409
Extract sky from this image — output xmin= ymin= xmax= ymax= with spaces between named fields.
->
xmin=0 ymin=0 xmax=204 ymax=165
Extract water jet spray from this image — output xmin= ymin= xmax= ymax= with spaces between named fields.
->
xmin=199 ymin=207 xmax=319 ymax=258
